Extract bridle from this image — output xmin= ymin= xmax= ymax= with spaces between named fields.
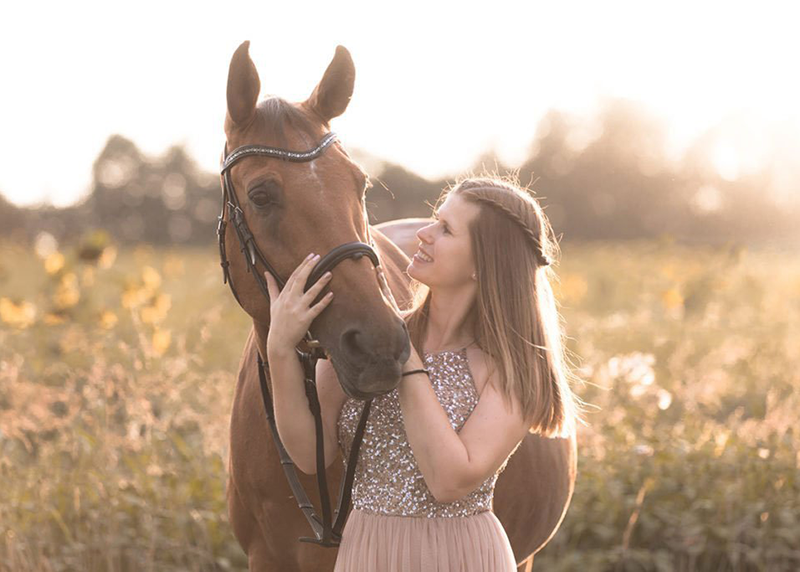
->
xmin=217 ymin=131 xmax=384 ymax=547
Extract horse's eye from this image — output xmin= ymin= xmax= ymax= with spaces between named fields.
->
xmin=248 ymin=184 xmax=280 ymax=208
xmin=248 ymin=180 xmax=282 ymax=209
xmin=249 ymin=191 xmax=274 ymax=208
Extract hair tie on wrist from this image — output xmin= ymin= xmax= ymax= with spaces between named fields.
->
xmin=402 ymin=368 xmax=429 ymax=377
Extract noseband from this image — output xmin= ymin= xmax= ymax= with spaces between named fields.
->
xmin=217 ymin=132 xmax=382 ymax=547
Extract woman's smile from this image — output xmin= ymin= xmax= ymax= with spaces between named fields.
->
xmin=414 ymin=249 xmax=434 ymax=263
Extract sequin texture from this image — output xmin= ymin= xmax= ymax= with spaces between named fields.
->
xmin=338 ymin=347 xmax=511 ymax=517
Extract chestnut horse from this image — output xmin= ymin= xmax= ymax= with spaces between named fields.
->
xmin=222 ymin=41 xmax=577 ymax=571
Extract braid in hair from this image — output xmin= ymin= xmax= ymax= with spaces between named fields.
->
xmin=469 ymin=194 xmax=553 ymax=267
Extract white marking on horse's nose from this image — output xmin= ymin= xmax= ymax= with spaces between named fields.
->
xmin=308 ymin=162 xmax=322 ymax=187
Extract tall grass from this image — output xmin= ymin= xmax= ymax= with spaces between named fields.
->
xmin=1 ymin=235 xmax=250 ymax=571
xmin=1 ymin=234 xmax=798 ymax=571
xmin=535 ymin=239 xmax=800 ymax=571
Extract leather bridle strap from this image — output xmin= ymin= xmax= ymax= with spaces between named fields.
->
xmin=304 ymin=242 xmax=379 ymax=292
xmin=257 ymin=352 xmax=372 ymax=545
xmin=218 ymin=131 xmax=338 ymax=299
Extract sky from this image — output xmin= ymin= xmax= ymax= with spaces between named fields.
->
xmin=1 ymin=0 xmax=798 ymax=207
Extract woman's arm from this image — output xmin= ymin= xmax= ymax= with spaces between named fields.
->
xmin=266 ymin=343 xmax=346 ymax=475
xmin=263 ymin=253 xmax=338 ymax=475
xmin=266 ymin=343 xmax=318 ymax=475
xmin=398 ymin=344 xmax=530 ymax=503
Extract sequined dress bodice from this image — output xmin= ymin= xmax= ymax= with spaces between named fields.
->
xmin=337 ymin=347 xmax=509 ymax=518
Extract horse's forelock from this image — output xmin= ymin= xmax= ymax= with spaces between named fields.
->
xmin=256 ymin=97 xmax=320 ymax=148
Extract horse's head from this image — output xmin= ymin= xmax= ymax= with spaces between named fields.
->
xmin=220 ymin=41 xmax=409 ymax=399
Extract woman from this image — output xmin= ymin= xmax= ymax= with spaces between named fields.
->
xmin=264 ymin=176 xmax=580 ymax=571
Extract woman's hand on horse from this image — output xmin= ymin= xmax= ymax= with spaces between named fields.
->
xmin=264 ymin=253 xmax=334 ymax=354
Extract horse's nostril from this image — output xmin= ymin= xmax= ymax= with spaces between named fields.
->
xmin=341 ymin=322 xmax=409 ymax=369
xmin=341 ymin=327 xmax=366 ymax=359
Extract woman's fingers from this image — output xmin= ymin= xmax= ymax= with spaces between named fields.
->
xmin=296 ymin=253 xmax=322 ymax=293
xmin=265 ymin=252 xmax=334 ymax=315
xmin=302 ymin=271 xmax=333 ymax=303
xmin=310 ymin=290 xmax=335 ymax=315
xmin=263 ymin=253 xmax=334 ymax=351
xmin=264 ymin=269 xmax=278 ymax=300
xmin=286 ymin=252 xmax=320 ymax=294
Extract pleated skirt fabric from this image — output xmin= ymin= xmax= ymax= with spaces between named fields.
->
xmin=333 ymin=508 xmax=517 ymax=572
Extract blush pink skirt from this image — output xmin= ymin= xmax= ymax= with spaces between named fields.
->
xmin=333 ymin=508 xmax=517 ymax=571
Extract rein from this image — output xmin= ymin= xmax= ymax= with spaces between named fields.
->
xmin=218 ymin=132 xmax=383 ymax=546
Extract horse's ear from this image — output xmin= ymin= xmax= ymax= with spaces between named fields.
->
xmin=306 ymin=45 xmax=355 ymax=123
xmin=226 ymin=41 xmax=261 ymax=127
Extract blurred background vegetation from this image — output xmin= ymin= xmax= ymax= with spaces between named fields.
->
xmin=2 ymin=99 xmax=799 ymax=246
xmin=1 ymin=97 xmax=798 ymax=571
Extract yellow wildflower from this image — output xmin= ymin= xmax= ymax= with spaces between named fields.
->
xmin=54 ymin=273 xmax=80 ymax=309
xmin=45 ymin=252 xmax=65 ymax=275
xmin=661 ymin=287 xmax=683 ymax=310
xmin=142 ymin=266 xmax=162 ymax=291
xmin=121 ymin=287 xmax=146 ymax=309
xmin=43 ymin=313 xmax=67 ymax=325
xmin=152 ymin=327 xmax=171 ymax=356
xmin=100 ymin=310 xmax=118 ymax=329
xmin=0 ymin=298 xmax=37 ymax=328
xmin=98 ymin=246 xmax=117 ymax=269
xmin=140 ymin=293 xmax=171 ymax=325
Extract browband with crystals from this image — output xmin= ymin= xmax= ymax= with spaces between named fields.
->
xmin=222 ymin=132 xmax=338 ymax=173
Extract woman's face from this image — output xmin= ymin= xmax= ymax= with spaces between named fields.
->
xmin=408 ymin=192 xmax=480 ymax=289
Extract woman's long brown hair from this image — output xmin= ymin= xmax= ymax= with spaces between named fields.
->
xmin=404 ymin=175 xmax=584 ymax=438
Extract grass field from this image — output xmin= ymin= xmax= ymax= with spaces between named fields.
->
xmin=1 ymin=233 xmax=798 ymax=571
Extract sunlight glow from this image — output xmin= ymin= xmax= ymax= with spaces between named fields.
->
xmin=712 ymin=142 xmax=740 ymax=182
xmin=1 ymin=0 xmax=798 ymax=207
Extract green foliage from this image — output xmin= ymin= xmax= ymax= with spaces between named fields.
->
xmin=0 ymin=237 xmax=798 ymax=571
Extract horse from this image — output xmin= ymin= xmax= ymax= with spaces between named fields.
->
xmin=221 ymin=41 xmax=577 ymax=571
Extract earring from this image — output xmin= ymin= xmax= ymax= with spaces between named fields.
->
xmin=472 ymin=272 xmax=477 ymax=280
